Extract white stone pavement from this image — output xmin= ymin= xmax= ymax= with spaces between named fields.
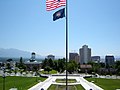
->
xmin=28 ymin=75 xmax=103 ymax=90
xmin=28 ymin=77 xmax=53 ymax=90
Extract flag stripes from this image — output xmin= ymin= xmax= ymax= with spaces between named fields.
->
xmin=46 ymin=0 xmax=66 ymax=11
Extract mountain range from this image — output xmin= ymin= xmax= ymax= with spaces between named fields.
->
xmin=0 ymin=48 xmax=42 ymax=58
xmin=0 ymin=48 xmax=119 ymax=61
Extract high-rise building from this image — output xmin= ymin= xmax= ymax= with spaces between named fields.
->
xmin=91 ymin=56 xmax=100 ymax=63
xmin=79 ymin=45 xmax=91 ymax=64
xmin=105 ymin=55 xmax=115 ymax=67
xmin=69 ymin=53 xmax=79 ymax=64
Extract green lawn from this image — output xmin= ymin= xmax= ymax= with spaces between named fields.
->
xmin=0 ymin=76 xmax=47 ymax=90
xmin=40 ymin=70 xmax=57 ymax=74
xmin=86 ymin=78 xmax=120 ymax=90
xmin=56 ymin=79 xmax=76 ymax=83
xmin=76 ymin=84 xmax=85 ymax=90
xmin=48 ymin=84 xmax=85 ymax=90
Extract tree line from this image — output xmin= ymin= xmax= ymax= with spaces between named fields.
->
xmin=42 ymin=58 xmax=120 ymax=75
xmin=42 ymin=58 xmax=78 ymax=74
xmin=1 ymin=57 xmax=120 ymax=76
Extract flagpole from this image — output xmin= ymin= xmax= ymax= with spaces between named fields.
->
xmin=65 ymin=0 xmax=68 ymax=89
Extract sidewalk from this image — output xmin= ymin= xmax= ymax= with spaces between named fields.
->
xmin=28 ymin=77 xmax=53 ymax=90
xmin=80 ymin=77 xmax=103 ymax=90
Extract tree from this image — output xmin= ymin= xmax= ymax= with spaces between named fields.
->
xmin=48 ymin=59 xmax=54 ymax=68
xmin=88 ymin=61 xmax=100 ymax=73
xmin=52 ymin=60 xmax=58 ymax=70
xmin=67 ymin=60 xmax=78 ymax=74
xmin=1 ymin=63 xmax=5 ymax=67
xmin=115 ymin=61 xmax=120 ymax=75
xmin=33 ymin=66 xmax=38 ymax=72
xmin=18 ymin=57 xmax=23 ymax=69
xmin=99 ymin=62 xmax=105 ymax=68
xmin=57 ymin=58 xmax=65 ymax=73
xmin=67 ymin=62 xmax=74 ymax=74
xmin=14 ymin=68 xmax=18 ymax=75
xmin=44 ymin=66 xmax=52 ymax=74
xmin=42 ymin=58 xmax=54 ymax=70
xmin=7 ymin=59 xmax=12 ymax=62
xmin=42 ymin=58 xmax=66 ymax=73
xmin=115 ymin=61 xmax=120 ymax=68
xmin=22 ymin=65 xmax=27 ymax=72
xmin=17 ymin=57 xmax=26 ymax=72
xmin=116 ymin=65 xmax=120 ymax=76
xmin=6 ymin=63 xmax=11 ymax=69
xmin=42 ymin=58 xmax=48 ymax=69
xmin=20 ymin=57 xmax=23 ymax=64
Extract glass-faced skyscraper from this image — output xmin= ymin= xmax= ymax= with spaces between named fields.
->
xmin=105 ymin=55 xmax=115 ymax=67
xmin=79 ymin=45 xmax=91 ymax=64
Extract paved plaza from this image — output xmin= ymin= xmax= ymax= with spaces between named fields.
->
xmin=0 ymin=70 xmax=119 ymax=90
xmin=28 ymin=74 xmax=103 ymax=90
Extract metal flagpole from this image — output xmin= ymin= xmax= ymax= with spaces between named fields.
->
xmin=65 ymin=0 xmax=68 ymax=89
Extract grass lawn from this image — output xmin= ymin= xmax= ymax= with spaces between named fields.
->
xmin=48 ymin=84 xmax=85 ymax=90
xmin=86 ymin=78 xmax=120 ymax=90
xmin=56 ymin=79 xmax=76 ymax=83
xmin=76 ymin=84 xmax=85 ymax=90
xmin=0 ymin=76 xmax=47 ymax=90
xmin=40 ymin=70 xmax=57 ymax=74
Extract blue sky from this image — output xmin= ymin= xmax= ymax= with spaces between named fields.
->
xmin=0 ymin=0 xmax=120 ymax=57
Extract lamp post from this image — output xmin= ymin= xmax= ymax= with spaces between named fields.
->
xmin=35 ymin=71 xmax=38 ymax=82
xmin=2 ymin=67 xmax=6 ymax=90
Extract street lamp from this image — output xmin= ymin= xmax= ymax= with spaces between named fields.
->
xmin=2 ymin=67 xmax=6 ymax=90
xmin=35 ymin=72 xmax=38 ymax=82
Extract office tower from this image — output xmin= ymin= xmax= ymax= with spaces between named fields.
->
xmin=69 ymin=53 xmax=79 ymax=64
xmin=91 ymin=56 xmax=100 ymax=63
xmin=79 ymin=45 xmax=91 ymax=64
xmin=105 ymin=55 xmax=115 ymax=67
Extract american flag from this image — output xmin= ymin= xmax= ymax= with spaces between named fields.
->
xmin=46 ymin=0 xmax=66 ymax=11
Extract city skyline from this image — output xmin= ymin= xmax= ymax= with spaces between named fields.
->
xmin=0 ymin=0 xmax=120 ymax=57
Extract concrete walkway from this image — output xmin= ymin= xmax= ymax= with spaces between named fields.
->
xmin=79 ymin=77 xmax=103 ymax=90
xmin=28 ymin=75 xmax=103 ymax=90
xmin=28 ymin=77 xmax=53 ymax=90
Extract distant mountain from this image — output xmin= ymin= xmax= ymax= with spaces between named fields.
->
xmin=0 ymin=48 xmax=42 ymax=58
